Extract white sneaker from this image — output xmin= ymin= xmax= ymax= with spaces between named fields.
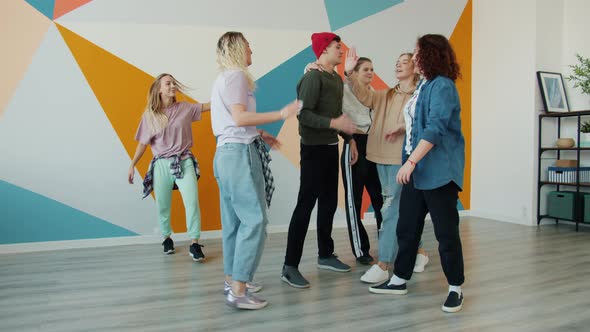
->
xmin=413 ymin=253 xmax=429 ymax=273
xmin=360 ymin=264 xmax=389 ymax=284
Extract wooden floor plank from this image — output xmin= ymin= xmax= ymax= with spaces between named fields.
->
xmin=1 ymin=217 xmax=589 ymax=331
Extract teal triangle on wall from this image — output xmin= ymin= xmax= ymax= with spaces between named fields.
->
xmin=0 ymin=180 xmax=137 ymax=244
xmin=24 ymin=0 xmax=56 ymax=20
xmin=255 ymin=46 xmax=317 ymax=137
xmin=324 ymin=0 xmax=404 ymax=31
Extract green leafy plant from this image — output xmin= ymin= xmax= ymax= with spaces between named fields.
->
xmin=581 ymin=121 xmax=590 ymax=133
xmin=567 ymin=54 xmax=590 ymax=95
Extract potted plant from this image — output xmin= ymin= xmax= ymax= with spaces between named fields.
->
xmin=566 ymin=53 xmax=590 ymax=96
xmin=581 ymin=121 xmax=590 ymax=147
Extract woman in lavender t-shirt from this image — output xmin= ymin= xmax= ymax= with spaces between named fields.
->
xmin=128 ymin=73 xmax=210 ymax=261
xmin=212 ymin=31 xmax=300 ymax=310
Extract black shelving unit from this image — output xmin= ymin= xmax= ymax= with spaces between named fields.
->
xmin=537 ymin=110 xmax=590 ymax=231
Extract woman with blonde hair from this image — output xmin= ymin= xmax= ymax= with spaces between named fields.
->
xmin=211 ymin=31 xmax=301 ymax=310
xmin=128 ymin=73 xmax=209 ymax=261
xmin=342 ymin=49 xmax=429 ymax=287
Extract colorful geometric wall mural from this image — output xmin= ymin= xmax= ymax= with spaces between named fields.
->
xmin=0 ymin=0 xmax=471 ymax=244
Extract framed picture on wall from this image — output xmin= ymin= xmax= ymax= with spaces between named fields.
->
xmin=537 ymin=71 xmax=570 ymax=112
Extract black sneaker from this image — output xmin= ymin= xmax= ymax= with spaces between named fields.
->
xmin=162 ymin=238 xmax=175 ymax=255
xmin=356 ymin=254 xmax=374 ymax=265
xmin=189 ymin=243 xmax=205 ymax=261
xmin=369 ymin=280 xmax=408 ymax=295
xmin=442 ymin=291 xmax=463 ymax=313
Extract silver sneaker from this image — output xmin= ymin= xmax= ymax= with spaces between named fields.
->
xmin=224 ymin=281 xmax=263 ymax=295
xmin=225 ymin=290 xmax=268 ymax=310
xmin=317 ymin=254 xmax=351 ymax=272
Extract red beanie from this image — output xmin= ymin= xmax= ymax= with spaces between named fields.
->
xmin=311 ymin=32 xmax=340 ymax=59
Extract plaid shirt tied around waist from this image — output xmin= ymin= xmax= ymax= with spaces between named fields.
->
xmin=253 ymin=136 xmax=275 ymax=207
xmin=142 ymin=150 xmax=200 ymax=199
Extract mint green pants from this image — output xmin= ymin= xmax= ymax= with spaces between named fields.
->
xmin=153 ymin=158 xmax=201 ymax=239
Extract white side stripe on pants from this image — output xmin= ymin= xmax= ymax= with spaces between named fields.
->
xmin=344 ymin=143 xmax=363 ymax=258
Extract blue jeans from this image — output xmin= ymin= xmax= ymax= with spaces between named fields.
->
xmin=376 ymin=164 xmax=422 ymax=263
xmin=214 ymin=142 xmax=268 ymax=282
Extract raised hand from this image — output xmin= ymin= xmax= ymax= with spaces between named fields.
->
xmin=344 ymin=46 xmax=359 ymax=76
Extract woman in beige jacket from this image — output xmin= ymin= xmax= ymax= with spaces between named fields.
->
xmin=344 ymin=49 xmax=429 ymax=286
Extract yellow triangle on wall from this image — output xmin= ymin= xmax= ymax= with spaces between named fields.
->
xmin=56 ymin=23 xmax=220 ymax=232
xmin=450 ymin=0 xmax=472 ymax=209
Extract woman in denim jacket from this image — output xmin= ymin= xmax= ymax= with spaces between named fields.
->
xmin=372 ymin=34 xmax=466 ymax=314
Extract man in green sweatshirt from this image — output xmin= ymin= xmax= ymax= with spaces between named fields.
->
xmin=281 ymin=32 xmax=358 ymax=288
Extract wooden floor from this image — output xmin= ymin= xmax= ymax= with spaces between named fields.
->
xmin=2 ymin=217 xmax=590 ymax=332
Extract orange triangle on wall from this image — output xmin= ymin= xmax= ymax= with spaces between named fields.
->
xmin=54 ymin=0 xmax=93 ymax=19
xmin=450 ymin=0 xmax=472 ymax=210
xmin=55 ymin=23 xmax=220 ymax=232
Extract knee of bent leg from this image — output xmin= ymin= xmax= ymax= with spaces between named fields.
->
xmin=381 ymin=195 xmax=393 ymax=211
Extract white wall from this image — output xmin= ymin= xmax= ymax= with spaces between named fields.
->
xmin=536 ymin=0 xmax=590 ymax=218
xmin=537 ymin=0 xmax=590 ymax=140
xmin=536 ymin=0 xmax=565 ymax=219
xmin=536 ymin=0 xmax=564 ymax=87
xmin=471 ymin=0 xmax=537 ymax=224
xmin=537 ymin=0 xmax=588 ymax=146
xmin=563 ymin=0 xmax=590 ymax=111
xmin=472 ymin=0 xmax=590 ymax=225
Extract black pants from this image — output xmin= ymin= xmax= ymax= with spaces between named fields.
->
xmin=284 ymin=144 xmax=339 ymax=267
xmin=341 ymin=134 xmax=383 ymax=258
xmin=393 ymin=176 xmax=464 ymax=286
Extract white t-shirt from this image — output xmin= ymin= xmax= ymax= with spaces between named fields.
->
xmin=342 ymin=83 xmax=372 ymax=134
xmin=211 ymin=69 xmax=259 ymax=146
xmin=403 ymin=79 xmax=425 ymax=155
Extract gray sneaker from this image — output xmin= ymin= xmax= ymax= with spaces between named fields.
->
xmin=281 ymin=265 xmax=310 ymax=288
xmin=225 ymin=290 xmax=268 ymax=310
xmin=317 ymin=254 xmax=351 ymax=272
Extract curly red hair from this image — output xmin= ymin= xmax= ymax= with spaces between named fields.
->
xmin=415 ymin=34 xmax=461 ymax=81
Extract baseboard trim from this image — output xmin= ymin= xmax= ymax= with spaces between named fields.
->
xmin=468 ymin=209 xmax=534 ymax=226
xmin=1 ymin=210 xmax=473 ymax=254
xmin=365 ymin=210 xmax=471 ymax=220
xmin=0 ymin=220 xmax=351 ymax=254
